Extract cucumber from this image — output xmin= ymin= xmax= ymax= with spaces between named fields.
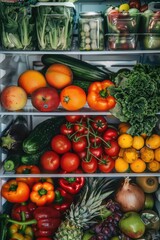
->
xmin=21 ymin=147 xmax=50 ymax=165
xmin=23 ymin=117 xmax=65 ymax=154
xmin=41 ymin=54 xmax=113 ymax=81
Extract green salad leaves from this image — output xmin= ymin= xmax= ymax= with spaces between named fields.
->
xmin=109 ymin=64 xmax=160 ymax=136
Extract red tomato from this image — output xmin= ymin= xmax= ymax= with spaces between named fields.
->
xmin=60 ymin=152 xmax=80 ymax=172
xmin=81 ymin=156 xmax=98 ymax=173
xmin=98 ymin=155 xmax=115 ymax=173
xmin=51 ymin=134 xmax=72 ymax=154
xmin=91 ymin=116 xmax=108 ymax=133
xmin=40 ymin=150 xmax=60 ymax=173
xmin=89 ymin=145 xmax=103 ymax=158
xmin=77 ymin=150 xmax=87 ymax=159
xmin=103 ymin=127 xmax=118 ymax=141
xmin=65 ymin=115 xmax=81 ymax=123
xmin=104 ymin=140 xmax=120 ymax=157
xmin=72 ymin=136 xmax=87 ymax=153
xmin=60 ymin=123 xmax=74 ymax=136
xmin=73 ymin=121 xmax=87 ymax=134
xmin=89 ymin=133 xmax=102 ymax=145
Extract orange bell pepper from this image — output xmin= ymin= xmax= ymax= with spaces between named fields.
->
xmin=1 ymin=179 xmax=30 ymax=203
xmin=30 ymin=182 xmax=55 ymax=206
xmin=16 ymin=165 xmax=41 ymax=188
xmin=87 ymin=80 xmax=116 ymax=111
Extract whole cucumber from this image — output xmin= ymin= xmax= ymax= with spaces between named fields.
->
xmin=23 ymin=117 xmax=65 ymax=154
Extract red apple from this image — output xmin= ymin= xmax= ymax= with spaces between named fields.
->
xmin=31 ymin=87 xmax=60 ymax=112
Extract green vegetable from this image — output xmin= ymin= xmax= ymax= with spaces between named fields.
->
xmin=21 ymin=147 xmax=50 ymax=165
xmin=0 ymin=3 xmax=35 ymax=50
xmin=109 ymin=64 xmax=160 ymax=135
xmin=0 ymin=214 xmax=8 ymax=240
xmin=23 ymin=117 xmax=65 ymax=154
xmin=41 ymin=54 xmax=113 ymax=81
xmin=73 ymin=80 xmax=91 ymax=92
xmin=35 ymin=4 xmax=75 ymax=50
xmin=3 ymin=154 xmax=21 ymax=172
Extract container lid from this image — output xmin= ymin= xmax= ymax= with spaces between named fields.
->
xmin=80 ymin=11 xmax=102 ymax=17
xmin=34 ymin=2 xmax=75 ymax=8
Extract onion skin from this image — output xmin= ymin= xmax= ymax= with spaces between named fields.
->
xmin=115 ymin=177 xmax=145 ymax=212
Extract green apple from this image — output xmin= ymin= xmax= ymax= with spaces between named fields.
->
xmin=119 ymin=211 xmax=145 ymax=239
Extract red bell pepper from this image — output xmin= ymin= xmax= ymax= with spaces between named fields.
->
xmin=52 ymin=188 xmax=74 ymax=213
xmin=58 ymin=170 xmax=85 ymax=195
xmin=32 ymin=206 xmax=61 ymax=238
xmin=11 ymin=201 xmax=37 ymax=221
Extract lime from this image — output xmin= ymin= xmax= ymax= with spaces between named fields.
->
xmin=119 ymin=3 xmax=130 ymax=12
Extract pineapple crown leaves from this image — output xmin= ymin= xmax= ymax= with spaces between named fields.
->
xmin=65 ymin=178 xmax=117 ymax=228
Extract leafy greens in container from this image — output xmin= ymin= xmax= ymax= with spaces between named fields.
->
xmin=34 ymin=2 xmax=76 ymax=50
xmin=0 ymin=3 xmax=36 ymax=50
xmin=109 ymin=64 xmax=160 ymax=136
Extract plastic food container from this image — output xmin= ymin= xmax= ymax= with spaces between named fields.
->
xmin=0 ymin=3 xmax=36 ymax=50
xmin=105 ymin=8 xmax=140 ymax=50
xmin=78 ymin=11 xmax=104 ymax=51
xmin=139 ymin=2 xmax=160 ymax=50
xmin=34 ymin=2 xmax=76 ymax=50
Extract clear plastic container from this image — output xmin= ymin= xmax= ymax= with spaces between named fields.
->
xmin=107 ymin=34 xmax=137 ymax=50
xmin=139 ymin=2 xmax=160 ymax=50
xmin=34 ymin=2 xmax=76 ymax=50
xmin=78 ymin=11 xmax=104 ymax=51
xmin=0 ymin=3 xmax=36 ymax=50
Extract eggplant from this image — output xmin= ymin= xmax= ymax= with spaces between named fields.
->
xmin=0 ymin=116 xmax=30 ymax=153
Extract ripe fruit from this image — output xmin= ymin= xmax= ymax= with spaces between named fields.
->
xmin=31 ymin=87 xmax=60 ymax=112
xmin=60 ymin=85 xmax=87 ymax=111
xmin=123 ymin=147 xmax=138 ymax=163
xmin=115 ymin=157 xmax=129 ymax=173
xmin=118 ymin=133 xmax=133 ymax=148
xmin=118 ymin=122 xmax=130 ymax=134
xmin=119 ymin=212 xmax=145 ymax=239
xmin=0 ymin=85 xmax=27 ymax=111
xmin=146 ymin=134 xmax=160 ymax=149
xmin=132 ymin=135 xmax=145 ymax=150
xmin=45 ymin=63 xmax=73 ymax=90
xmin=136 ymin=176 xmax=159 ymax=193
xmin=130 ymin=158 xmax=146 ymax=173
xmin=140 ymin=146 xmax=154 ymax=162
xmin=147 ymin=160 xmax=160 ymax=172
xmin=18 ymin=70 xmax=47 ymax=95
xmin=154 ymin=147 xmax=160 ymax=161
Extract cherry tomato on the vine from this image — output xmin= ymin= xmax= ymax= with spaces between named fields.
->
xmin=60 ymin=152 xmax=80 ymax=172
xmin=60 ymin=123 xmax=74 ymax=136
xmin=73 ymin=121 xmax=87 ymax=134
xmin=103 ymin=127 xmax=118 ymax=141
xmin=81 ymin=156 xmax=98 ymax=173
xmin=72 ymin=135 xmax=87 ymax=153
xmin=77 ymin=150 xmax=87 ymax=159
xmin=89 ymin=133 xmax=102 ymax=145
xmin=98 ymin=155 xmax=115 ymax=173
xmin=65 ymin=115 xmax=81 ymax=123
xmin=51 ymin=134 xmax=72 ymax=154
xmin=104 ymin=140 xmax=120 ymax=157
xmin=89 ymin=145 xmax=103 ymax=158
xmin=91 ymin=116 xmax=108 ymax=133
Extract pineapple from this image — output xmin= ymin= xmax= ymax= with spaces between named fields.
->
xmin=54 ymin=178 xmax=116 ymax=240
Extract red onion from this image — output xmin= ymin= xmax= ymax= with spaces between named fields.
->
xmin=114 ymin=177 xmax=145 ymax=212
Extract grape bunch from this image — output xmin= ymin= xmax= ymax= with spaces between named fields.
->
xmin=90 ymin=199 xmax=131 ymax=240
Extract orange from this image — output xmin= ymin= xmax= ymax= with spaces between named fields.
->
xmin=45 ymin=63 xmax=73 ymax=90
xmin=115 ymin=157 xmax=129 ymax=173
xmin=154 ymin=147 xmax=160 ymax=162
xmin=132 ymin=135 xmax=145 ymax=150
xmin=60 ymin=85 xmax=87 ymax=111
xmin=118 ymin=133 xmax=133 ymax=148
xmin=140 ymin=146 xmax=154 ymax=163
xmin=147 ymin=160 xmax=160 ymax=172
xmin=18 ymin=70 xmax=47 ymax=95
xmin=146 ymin=134 xmax=160 ymax=149
xmin=130 ymin=158 xmax=146 ymax=173
xmin=123 ymin=147 xmax=138 ymax=163
xmin=118 ymin=122 xmax=130 ymax=134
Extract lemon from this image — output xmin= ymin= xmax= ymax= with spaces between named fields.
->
xmin=119 ymin=3 xmax=130 ymax=12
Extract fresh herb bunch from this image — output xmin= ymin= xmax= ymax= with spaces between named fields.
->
xmin=109 ymin=64 xmax=160 ymax=136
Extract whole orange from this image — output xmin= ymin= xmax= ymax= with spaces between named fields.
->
xmin=45 ymin=63 xmax=73 ymax=90
xmin=60 ymin=85 xmax=87 ymax=111
xmin=18 ymin=70 xmax=47 ymax=95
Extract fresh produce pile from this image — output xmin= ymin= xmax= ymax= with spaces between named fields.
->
xmin=0 ymin=176 xmax=160 ymax=240
xmin=1 ymin=115 xmax=160 ymax=174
